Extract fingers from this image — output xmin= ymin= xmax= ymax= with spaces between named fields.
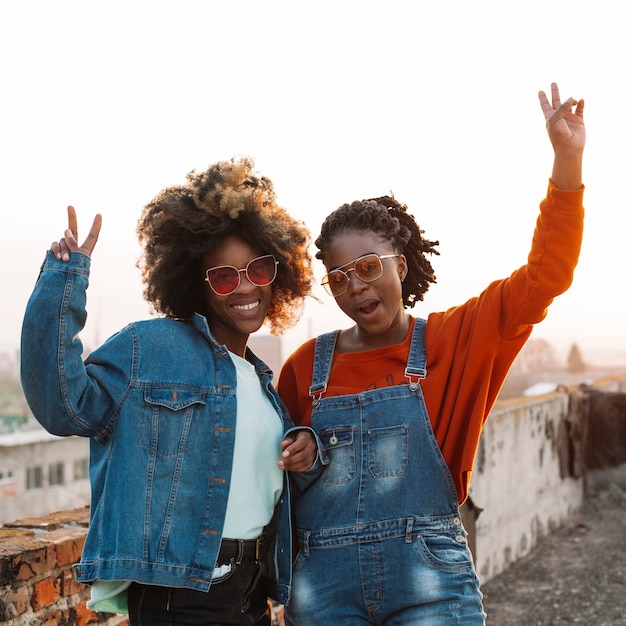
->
xmin=278 ymin=431 xmax=316 ymax=471
xmin=51 ymin=223 xmax=77 ymax=262
xmin=52 ymin=207 xmax=103 ymax=261
xmin=280 ymin=436 xmax=300 ymax=462
xmin=538 ymin=82 xmax=562 ymax=120
xmin=539 ymin=83 xmax=583 ymax=123
xmin=52 ymin=229 xmax=77 ymax=262
xmin=538 ymin=90 xmax=552 ymax=120
xmin=67 ymin=205 xmax=78 ymax=241
xmin=575 ymin=98 xmax=585 ymax=118
xmin=64 ymin=227 xmax=78 ymax=247
xmin=550 ymin=82 xmax=561 ymax=110
xmin=81 ymin=213 xmax=103 ymax=256
xmin=51 ymin=240 xmax=65 ymax=261
xmin=538 ymin=87 xmax=558 ymax=121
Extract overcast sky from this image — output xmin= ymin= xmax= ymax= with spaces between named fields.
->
xmin=2 ymin=1 xmax=625 ymax=365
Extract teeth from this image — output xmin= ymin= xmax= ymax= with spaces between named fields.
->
xmin=233 ymin=301 xmax=259 ymax=311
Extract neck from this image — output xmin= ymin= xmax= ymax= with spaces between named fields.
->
xmin=340 ymin=313 xmax=411 ymax=353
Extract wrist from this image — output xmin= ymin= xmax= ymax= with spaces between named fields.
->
xmin=551 ymin=153 xmax=583 ymax=191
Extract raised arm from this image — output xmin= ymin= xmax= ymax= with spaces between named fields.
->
xmin=538 ymin=82 xmax=585 ymax=191
xmin=21 ymin=206 xmax=120 ymax=437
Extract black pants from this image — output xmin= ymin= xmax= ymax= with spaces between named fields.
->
xmin=127 ymin=561 xmax=271 ymax=626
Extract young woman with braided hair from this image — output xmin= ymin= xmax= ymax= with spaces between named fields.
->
xmin=20 ymin=157 xmax=321 ymax=625
xmin=277 ymin=83 xmax=585 ymax=624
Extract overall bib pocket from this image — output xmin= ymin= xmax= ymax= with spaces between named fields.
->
xmin=367 ymin=423 xmax=409 ymax=478
xmin=319 ymin=426 xmax=356 ymax=485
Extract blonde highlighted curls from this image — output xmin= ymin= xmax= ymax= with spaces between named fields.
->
xmin=137 ymin=157 xmax=313 ymax=334
xmin=191 ymin=157 xmax=276 ymax=219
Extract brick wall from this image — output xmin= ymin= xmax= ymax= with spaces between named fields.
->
xmin=0 ymin=507 xmax=127 ymax=626
xmin=0 ymin=506 xmax=284 ymax=625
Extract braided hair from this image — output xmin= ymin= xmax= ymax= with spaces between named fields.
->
xmin=136 ymin=156 xmax=313 ymax=334
xmin=315 ymin=195 xmax=439 ymax=308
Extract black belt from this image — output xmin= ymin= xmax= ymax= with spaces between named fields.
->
xmin=218 ymin=538 xmax=263 ymax=563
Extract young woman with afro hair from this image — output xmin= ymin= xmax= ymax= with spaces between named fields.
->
xmin=21 ymin=156 xmax=320 ymax=625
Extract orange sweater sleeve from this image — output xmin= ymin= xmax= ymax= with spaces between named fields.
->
xmin=278 ymin=180 xmax=584 ymax=503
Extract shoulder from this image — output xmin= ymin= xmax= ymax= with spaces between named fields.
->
xmin=130 ymin=317 xmax=187 ymax=331
xmin=99 ymin=318 xmax=201 ymax=352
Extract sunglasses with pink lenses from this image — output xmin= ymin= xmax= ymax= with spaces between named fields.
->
xmin=204 ymin=254 xmax=279 ymax=295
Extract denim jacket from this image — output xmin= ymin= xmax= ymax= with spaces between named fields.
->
xmin=20 ymin=251 xmax=306 ymax=604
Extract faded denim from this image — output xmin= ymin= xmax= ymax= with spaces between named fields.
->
xmin=286 ymin=318 xmax=486 ymax=625
xmin=20 ymin=251 xmax=308 ymax=604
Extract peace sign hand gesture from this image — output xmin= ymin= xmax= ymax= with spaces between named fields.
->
xmin=538 ymin=82 xmax=585 ymax=190
xmin=538 ymin=82 xmax=586 ymax=153
xmin=52 ymin=206 xmax=103 ymax=262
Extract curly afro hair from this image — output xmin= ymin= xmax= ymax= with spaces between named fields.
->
xmin=315 ymin=195 xmax=439 ymax=308
xmin=136 ymin=156 xmax=313 ymax=334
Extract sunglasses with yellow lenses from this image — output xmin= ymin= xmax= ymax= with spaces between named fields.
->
xmin=321 ymin=253 xmax=399 ymax=297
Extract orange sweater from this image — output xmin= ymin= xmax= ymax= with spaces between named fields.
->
xmin=278 ymin=181 xmax=584 ymax=503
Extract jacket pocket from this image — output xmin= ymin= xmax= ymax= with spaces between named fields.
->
xmin=142 ymin=387 xmax=206 ymax=455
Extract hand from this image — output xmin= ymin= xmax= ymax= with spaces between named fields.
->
xmin=278 ymin=430 xmax=317 ymax=472
xmin=51 ymin=205 xmax=103 ymax=262
xmin=538 ymin=82 xmax=585 ymax=154
xmin=538 ymin=82 xmax=585 ymax=190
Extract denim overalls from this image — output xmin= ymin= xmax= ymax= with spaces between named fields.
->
xmin=286 ymin=318 xmax=486 ymax=625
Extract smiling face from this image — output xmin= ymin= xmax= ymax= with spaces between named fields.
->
xmin=324 ymin=230 xmax=409 ymax=350
xmin=201 ymin=235 xmax=274 ymax=356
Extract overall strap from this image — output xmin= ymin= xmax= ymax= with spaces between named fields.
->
xmin=404 ymin=317 xmax=427 ymax=390
xmin=309 ymin=330 xmax=340 ymax=406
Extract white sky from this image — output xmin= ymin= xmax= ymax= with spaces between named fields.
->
xmin=1 ymin=1 xmax=625 ymax=366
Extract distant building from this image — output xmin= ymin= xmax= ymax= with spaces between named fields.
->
xmin=0 ymin=417 xmax=90 ymax=525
